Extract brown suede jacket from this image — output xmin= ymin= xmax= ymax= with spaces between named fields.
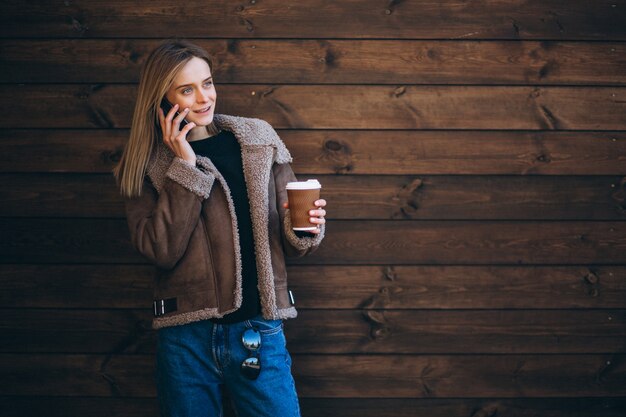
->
xmin=124 ymin=114 xmax=325 ymax=329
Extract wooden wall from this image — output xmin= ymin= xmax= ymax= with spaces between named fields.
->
xmin=1 ymin=1 xmax=626 ymax=416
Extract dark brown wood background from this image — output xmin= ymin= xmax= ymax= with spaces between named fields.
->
xmin=1 ymin=1 xmax=626 ymax=416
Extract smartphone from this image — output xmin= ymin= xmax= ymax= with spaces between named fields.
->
xmin=160 ymin=98 xmax=189 ymax=128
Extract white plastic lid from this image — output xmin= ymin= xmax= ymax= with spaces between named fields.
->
xmin=286 ymin=179 xmax=321 ymax=190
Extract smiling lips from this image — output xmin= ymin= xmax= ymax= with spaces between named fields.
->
xmin=194 ymin=105 xmax=212 ymax=114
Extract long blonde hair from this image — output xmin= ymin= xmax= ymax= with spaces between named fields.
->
xmin=113 ymin=39 xmax=214 ymax=198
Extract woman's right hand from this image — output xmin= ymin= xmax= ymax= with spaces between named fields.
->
xmin=158 ymin=103 xmax=197 ymax=166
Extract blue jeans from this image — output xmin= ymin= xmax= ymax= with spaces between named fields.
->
xmin=155 ymin=314 xmax=301 ymax=417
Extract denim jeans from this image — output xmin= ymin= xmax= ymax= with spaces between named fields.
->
xmin=155 ymin=314 xmax=301 ymax=417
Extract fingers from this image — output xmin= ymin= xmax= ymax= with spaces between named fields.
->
xmin=161 ymin=103 xmax=190 ymax=142
xmin=310 ymin=200 xmax=327 ymax=218
xmin=174 ymin=107 xmax=189 ymax=128
xmin=309 ymin=216 xmax=326 ymax=225
xmin=175 ymin=121 xmax=196 ymax=141
xmin=309 ymin=209 xmax=326 ymax=217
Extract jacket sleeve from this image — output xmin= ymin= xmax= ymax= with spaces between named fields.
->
xmin=272 ymin=160 xmax=325 ymax=258
xmin=124 ymin=157 xmax=215 ymax=269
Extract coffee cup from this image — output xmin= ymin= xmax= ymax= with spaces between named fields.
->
xmin=286 ymin=179 xmax=322 ymax=231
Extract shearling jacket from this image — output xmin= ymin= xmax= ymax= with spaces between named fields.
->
xmin=124 ymin=114 xmax=325 ymax=329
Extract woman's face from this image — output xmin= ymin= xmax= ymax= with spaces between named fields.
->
xmin=165 ymin=56 xmax=217 ymax=127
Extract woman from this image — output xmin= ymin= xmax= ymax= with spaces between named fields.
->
xmin=113 ymin=39 xmax=327 ymax=417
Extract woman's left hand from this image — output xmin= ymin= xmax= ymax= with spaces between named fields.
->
xmin=283 ymin=199 xmax=327 ymax=234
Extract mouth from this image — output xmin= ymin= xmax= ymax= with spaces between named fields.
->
xmin=193 ymin=105 xmax=212 ymax=114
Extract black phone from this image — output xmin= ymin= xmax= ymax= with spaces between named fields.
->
xmin=160 ymin=98 xmax=189 ymax=128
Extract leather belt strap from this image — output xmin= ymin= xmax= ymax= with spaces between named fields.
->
xmin=153 ymin=297 xmax=177 ymax=317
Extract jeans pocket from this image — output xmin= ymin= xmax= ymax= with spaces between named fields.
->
xmin=247 ymin=315 xmax=284 ymax=335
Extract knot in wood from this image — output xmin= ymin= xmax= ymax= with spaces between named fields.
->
xmin=393 ymin=86 xmax=406 ymax=97
xmin=536 ymin=153 xmax=551 ymax=162
xmin=372 ymin=326 xmax=390 ymax=339
xmin=362 ymin=309 xmax=387 ymax=326
xmin=324 ymin=140 xmax=344 ymax=152
xmin=322 ymin=138 xmax=353 ymax=174
xmin=384 ymin=266 xmax=397 ymax=281
xmin=104 ymin=148 xmax=122 ymax=164
xmin=584 ymin=271 xmax=599 ymax=285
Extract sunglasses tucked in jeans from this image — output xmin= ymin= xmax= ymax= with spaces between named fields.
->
xmin=155 ymin=314 xmax=301 ymax=417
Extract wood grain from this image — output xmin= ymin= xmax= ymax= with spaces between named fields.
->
xmin=1 ymin=0 xmax=624 ymax=39
xmin=1 ymin=353 xmax=624 ymax=397
xmin=2 ymin=397 xmax=626 ymax=417
xmin=2 ymin=85 xmax=625 ymax=130
xmin=1 ymin=1 xmax=624 ymax=415
xmin=1 ymin=265 xmax=623 ymax=309
xmin=2 ymin=40 xmax=625 ymax=84
xmin=2 ymin=173 xmax=625 ymax=219
xmin=1 ymin=219 xmax=625 ymax=264
xmin=3 ymin=130 xmax=624 ymax=176
xmin=1 ymin=309 xmax=623 ymax=354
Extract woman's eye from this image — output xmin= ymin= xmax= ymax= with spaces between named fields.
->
xmin=182 ymin=88 xmax=192 ymax=94
xmin=204 ymin=81 xmax=213 ymax=87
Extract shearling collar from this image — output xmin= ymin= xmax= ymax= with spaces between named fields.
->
xmin=146 ymin=113 xmax=292 ymax=194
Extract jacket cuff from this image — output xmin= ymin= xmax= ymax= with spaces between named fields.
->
xmin=284 ymin=208 xmax=325 ymax=250
xmin=165 ymin=157 xmax=215 ymax=199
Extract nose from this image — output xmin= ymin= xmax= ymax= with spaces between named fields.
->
xmin=196 ymin=91 xmax=209 ymax=104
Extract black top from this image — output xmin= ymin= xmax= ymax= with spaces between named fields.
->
xmin=189 ymin=129 xmax=261 ymax=324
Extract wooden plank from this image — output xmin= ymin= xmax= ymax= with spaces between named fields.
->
xmin=0 ymin=129 xmax=126 ymax=173
xmin=2 ymin=40 xmax=625 ymax=85
xmin=0 ymin=219 xmax=140 ymax=264
xmin=3 ymin=397 xmax=626 ymax=417
xmin=0 ymin=265 xmax=154 ymax=309
xmin=0 ymin=398 xmax=160 ymax=417
xmin=2 ymin=173 xmax=625 ymax=220
xmin=285 ymin=130 xmax=626 ymax=176
xmin=1 ymin=0 xmax=624 ymax=39
xmin=299 ymin=398 xmax=626 ymax=417
xmin=288 ymin=265 xmax=626 ymax=310
xmin=1 ymin=265 xmax=623 ymax=310
xmin=292 ymin=354 xmax=626 ymax=397
xmin=1 ymin=353 xmax=624 ymax=397
xmin=2 ymin=219 xmax=624 ymax=264
xmin=1 ymin=309 xmax=623 ymax=355
xmin=286 ymin=310 xmax=626 ymax=354
xmin=3 ymin=129 xmax=624 ymax=176
xmin=2 ymin=85 xmax=625 ymax=130
xmin=293 ymin=221 xmax=626 ymax=265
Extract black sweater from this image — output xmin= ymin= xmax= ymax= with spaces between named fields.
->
xmin=189 ymin=129 xmax=261 ymax=324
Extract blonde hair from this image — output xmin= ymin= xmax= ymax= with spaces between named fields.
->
xmin=113 ymin=39 xmax=214 ymax=198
